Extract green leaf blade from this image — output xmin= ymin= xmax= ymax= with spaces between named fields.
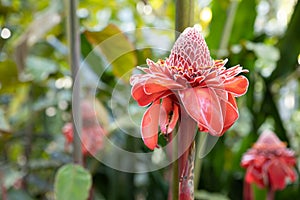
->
xmin=54 ymin=164 xmax=92 ymax=200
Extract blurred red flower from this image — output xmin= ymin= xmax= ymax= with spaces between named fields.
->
xmin=241 ymin=130 xmax=298 ymax=191
xmin=62 ymin=100 xmax=107 ymax=156
xmin=130 ymin=26 xmax=249 ymax=150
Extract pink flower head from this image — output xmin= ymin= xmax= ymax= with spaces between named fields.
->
xmin=241 ymin=130 xmax=298 ymax=191
xmin=62 ymin=100 xmax=107 ymax=156
xmin=130 ymin=26 xmax=249 ymax=150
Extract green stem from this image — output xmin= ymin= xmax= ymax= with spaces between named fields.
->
xmin=66 ymin=0 xmax=83 ymax=165
xmin=175 ymin=0 xmax=194 ymax=38
xmin=217 ymin=0 xmax=239 ymax=58
xmin=194 ymin=133 xmax=206 ymax=190
xmin=172 ymin=132 xmax=179 ymax=200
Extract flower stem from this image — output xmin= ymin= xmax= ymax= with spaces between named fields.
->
xmin=179 ymin=142 xmax=196 ymax=199
xmin=66 ymin=0 xmax=83 ymax=165
xmin=267 ymin=187 xmax=275 ymax=200
xmin=175 ymin=0 xmax=194 ymax=38
xmin=172 ymin=132 xmax=179 ymax=200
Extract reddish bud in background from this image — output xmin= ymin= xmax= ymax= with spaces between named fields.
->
xmin=241 ymin=130 xmax=298 ymax=199
xmin=62 ymin=99 xmax=107 ymax=156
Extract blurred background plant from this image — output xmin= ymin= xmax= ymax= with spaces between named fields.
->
xmin=0 ymin=0 xmax=299 ymax=199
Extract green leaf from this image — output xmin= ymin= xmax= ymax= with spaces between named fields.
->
xmin=0 ymin=108 xmax=11 ymax=133
xmin=3 ymin=167 xmax=25 ymax=188
xmin=252 ymin=184 xmax=267 ymax=200
xmin=0 ymin=60 xmax=23 ymax=94
xmin=229 ymin=0 xmax=256 ymax=44
xmin=54 ymin=164 xmax=92 ymax=200
xmin=195 ymin=190 xmax=230 ymax=200
xmin=13 ymin=1 xmax=62 ymax=73
xmin=84 ymin=24 xmax=137 ymax=81
xmin=206 ymin=0 xmax=230 ymax=54
xmin=81 ymin=34 xmax=106 ymax=76
xmin=25 ymin=56 xmax=58 ymax=82
xmin=270 ymin=0 xmax=300 ymax=81
xmin=7 ymin=85 xmax=30 ymax=124
xmin=7 ymin=189 xmax=33 ymax=200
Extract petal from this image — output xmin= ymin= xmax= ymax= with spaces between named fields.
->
xmin=268 ymin=160 xmax=287 ymax=190
xmin=255 ymin=130 xmax=285 ymax=148
xmin=159 ymin=97 xmax=179 ymax=134
xmin=223 ymin=76 xmax=249 ymax=97
xmin=243 ymin=179 xmax=254 ymax=200
xmin=146 ymin=58 xmax=164 ymax=73
xmin=131 ymin=82 xmax=169 ymax=106
xmin=221 ymin=65 xmax=248 ymax=77
xmin=62 ymin=123 xmax=74 ymax=143
xmin=145 ymin=76 xmax=185 ymax=94
xmin=179 ymin=87 xmax=224 ymax=136
xmin=222 ymin=93 xmax=239 ymax=132
xmin=287 ymin=167 xmax=298 ymax=183
xmin=168 ymin=103 xmax=179 ymax=133
xmin=241 ymin=153 xmax=255 ymax=167
xmin=245 ymin=166 xmax=265 ymax=188
xmin=141 ymin=101 xmax=160 ymax=150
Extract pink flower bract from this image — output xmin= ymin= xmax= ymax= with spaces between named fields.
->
xmin=130 ymin=26 xmax=249 ymax=150
xmin=241 ymin=130 xmax=298 ymax=191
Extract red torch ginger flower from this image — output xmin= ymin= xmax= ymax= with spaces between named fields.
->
xmin=62 ymin=100 xmax=107 ymax=156
xmin=241 ymin=130 xmax=298 ymax=191
xmin=130 ymin=26 xmax=249 ymax=150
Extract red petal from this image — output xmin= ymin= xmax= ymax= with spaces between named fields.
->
xmin=131 ymin=82 xmax=169 ymax=106
xmin=146 ymin=58 xmax=164 ymax=73
xmin=241 ymin=153 xmax=255 ymax=167
xmin=159 ymin=97 xmax=179 ymax=134
xmin=168 ymin=103 xmax=179 ymax=133
xmin=243 ymin=179 xmax=254 ymax=200
xmin=62 ymin=123 xmax=74 ymax=143
xmin=222 ymin=94 xmax=239 ymax=132
xmin=145 ymin=76 xmax=185 ymax=94
xmin=179 ymin=87 xmax=224 ymax=136
xmin=223 ymin=76 xmax=249 ymax=97
xmin=255 ymin=130 xmax=285 ymax=148
xmin=141 ymin=101 xmax=160 ymax=150
xmin=245 ymin=166 xmax=265 ymax=188
xmin=268 ymin=160 xmax=287 ymax=190
xmin=283 ymin=164 xmax=298 ymax=183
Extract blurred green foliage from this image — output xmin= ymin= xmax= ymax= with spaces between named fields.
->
xmin=0 ymin=0 xmax=299 ymax=199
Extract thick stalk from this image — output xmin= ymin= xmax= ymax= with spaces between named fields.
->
xmin=67 ymin=0 xmax=83 ymax=165
xmin=243 ymin=180 xmax=253 ymax=200
xmin=179 ymin=142 xmax=195 ymax=199
xmin=175 ymin=0 xmax=194 ymax=38
xmin=267 ymin=188 xmax=274 ymax=200
xmin=172 ymin=132 xmax=179 ymax=200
